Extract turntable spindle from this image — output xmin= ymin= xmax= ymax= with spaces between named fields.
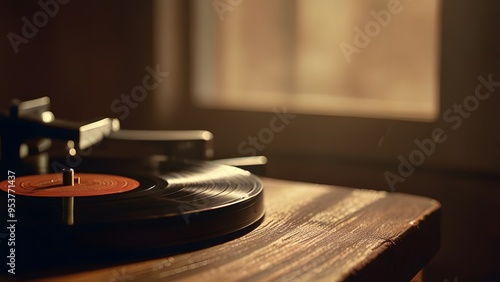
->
xmin=62 ymin=168 xmax=75 ymax=226
xmin=63 ymin=168 xmax=74 ymax=186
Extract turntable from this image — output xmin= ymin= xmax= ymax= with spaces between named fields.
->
xmin=1 ymin=97 xmax=440 ymax=281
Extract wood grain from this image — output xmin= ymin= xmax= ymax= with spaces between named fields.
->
xmin=36 ymin=178 xmax=440 ymax=282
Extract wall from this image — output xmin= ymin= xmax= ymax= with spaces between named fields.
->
xmin=0 ymin=0 xmax=153 ymax=129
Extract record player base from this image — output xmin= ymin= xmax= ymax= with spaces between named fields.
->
xmin=37 ymin=178 xmax=440 ymax=282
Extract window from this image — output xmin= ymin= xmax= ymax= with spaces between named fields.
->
xmin=153 ymin=0 xmax=498 ymax=177
xmin=192 ymin=0 xmax=440 ymax=121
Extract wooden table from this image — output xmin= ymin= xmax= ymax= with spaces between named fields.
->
xmin=36 ymin=178 xmax=440 ymax=282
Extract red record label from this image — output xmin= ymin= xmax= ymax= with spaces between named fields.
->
xmin=0 ymin=173 xmax=139 ymax=197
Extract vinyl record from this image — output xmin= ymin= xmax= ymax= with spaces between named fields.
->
xmin=0 ymin=160 xmax=264 ymax=275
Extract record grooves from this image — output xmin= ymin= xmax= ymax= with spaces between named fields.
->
xmin=0 ymin=160 xmax=265 ymax=275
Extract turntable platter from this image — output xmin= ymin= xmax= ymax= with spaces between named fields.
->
xmin=0 ymin=160 xmax=265 ymax=275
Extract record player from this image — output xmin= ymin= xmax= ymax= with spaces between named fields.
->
xmin=0 ymin=97 xmax=265 ymax=277
xmin=0 ymin=97 xmax=441 ymax=281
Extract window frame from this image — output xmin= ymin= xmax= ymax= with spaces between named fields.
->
xmin=152 ymin=0 xmax=500 ymax=178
